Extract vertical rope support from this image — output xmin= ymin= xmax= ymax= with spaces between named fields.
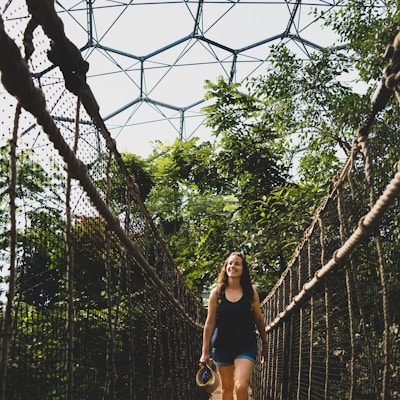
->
xmin=0 ymin=104 xmax=21 ymax=400
xmin=347 ymin=221 xmax=380 ymax=393
xmin=123 ymin=189 xmax=136 ymax=400
xmin=268 ymin=295 xmax=273 ymax=398
xmin=265 ymin=300 xmax=271 ymax=397
xmin=349 ymin=241 xmax=380 ymax=397
xmin=287 ymin=267 xmax=293 ymax=399
xmin=279 ymin=269 xmax=293 ymax=400
xmin=347 ymin=143 xmax=379 ymax=396
xmin=279 ymin=279 xmax=287 ymax=400
xmin=144 ymin=280 xmax=154 ymax=400
xmin=120 ymin=178 xmax=137 ymax=400
xmin=307 ymin=240 xmax=313 ymax=400
xmin=270 ymin=294 xmax=277 ymax=398
xmin=279 ymin=287 xmax=285 ymax=398
xmin=105 ymin=153 xmax=117 ymax=399
xmin=125 ymin=252 xmax=136 ymax=400
xmin=337 ymin=188 xmax=355 ymax=399
xmin=296 ymin=254 xmax=303 ymax=400
xmin=324 ymin=283 xmax=330 ymax=400
xmin=265 ymin=291 xmax=271 ymax=399
xmin=266 ymin=297 xmax=273 ymax=398
xmin=318 ymin=217 xmax=330 ymax=400
xmin=375 ymin=235 xmax=390 ymax=400
xmin=156 ymin=291 xmax=166 ymax=400
xmin=65 ymin=99 xmax=81 ymax=400
xmin=359 ymin=135 xmax=390 ymax=399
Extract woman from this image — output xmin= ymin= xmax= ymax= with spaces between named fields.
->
xmin=200 ymin=252 xmax=268 ymax=400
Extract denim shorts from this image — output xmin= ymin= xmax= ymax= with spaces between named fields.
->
xmin=212 ymin=345 xmax=258 ymax=366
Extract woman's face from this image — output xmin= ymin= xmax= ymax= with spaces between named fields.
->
xmin=225 ymin=254 xmax=243 ymax=278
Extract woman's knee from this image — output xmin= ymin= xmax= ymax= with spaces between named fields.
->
xmin=235 ymin=380 xmax=249 ymax=396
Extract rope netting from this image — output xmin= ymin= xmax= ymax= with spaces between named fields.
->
xmin=0 ymin=2 xmax=400 ymax=400
xmin=252 ymin=37 xmax=400 ymax=400
xmin=0 ymin=2 xmax=206 ymax=400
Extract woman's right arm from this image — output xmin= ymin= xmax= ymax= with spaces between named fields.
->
xmin=200 ymin=288 xmax=218 ymax=365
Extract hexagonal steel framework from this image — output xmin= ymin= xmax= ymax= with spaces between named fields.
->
xmin=2 ymin=0 xmax=346 ymax=156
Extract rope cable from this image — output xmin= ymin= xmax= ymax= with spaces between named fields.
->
xmin=362 ymin=137 xmax=391 ymax=400
xmin=105 ymin=153 xmax=117 ymax=399
xmin=318 ymin=217 xmax=330 ymax=400
xmin=337 ymin=188 xmax=355 ymax=399
xmin=0 ymin=104 xmax=20 ymax=400
xmin=0 ymin=14 xmax=203 ymax=330
xmin=64 ymin=98 xmax=81 ymax=400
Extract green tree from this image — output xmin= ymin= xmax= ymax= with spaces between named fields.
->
xmin=145 ymin=129 xmax=288 ymax=294
xmin=0 ymin=145 xmax=65 ymax=305
xmin=144 ymin=2 xmax=400 ymax=296
xmin=145 ymin=138 xmax=236 ymax=294
xmin=88 ymin=151 xmax=153 ymax=216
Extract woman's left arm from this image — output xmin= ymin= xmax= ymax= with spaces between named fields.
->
xmin=253 ymin=287 xmax=268 ymax=363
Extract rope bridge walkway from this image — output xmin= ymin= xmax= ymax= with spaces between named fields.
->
xmin=0 ymin=2 xmax=399 ymax=399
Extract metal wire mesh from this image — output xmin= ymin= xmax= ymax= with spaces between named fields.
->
xmin=0 ymin=3 xmax=207 ymax=399
xmin=253 ymin=143 xmax=400 ymax=399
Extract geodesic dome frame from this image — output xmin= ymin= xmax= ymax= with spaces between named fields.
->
xmin=1 ymin=0 xmax=344 ymax=156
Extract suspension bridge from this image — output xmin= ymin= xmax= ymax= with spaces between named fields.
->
xmin=0 ymin=2 xmax=399 ymax=399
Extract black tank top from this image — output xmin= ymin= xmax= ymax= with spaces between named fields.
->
xmin=212 ymin=292 xmax=256 ymax=353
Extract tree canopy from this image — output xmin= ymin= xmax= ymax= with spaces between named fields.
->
xmin=2 ymin=1 xmax=399 ymax=299
xmin=140 ymin=1 xmax=400 ymax=296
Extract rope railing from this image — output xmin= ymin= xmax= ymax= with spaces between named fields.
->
xmin=0 ymin=4 xmax=202 ymax=330
xmin=253 ymin=32 xmax=400 ymax=400
xmin=263 ymin=163 xmax=400 ymax=332
xmin=0 ymin=2 xmax=207 ymax=399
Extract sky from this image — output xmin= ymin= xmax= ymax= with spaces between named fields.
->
xmin=0 ymin=1 xmax=347 ymax=159
xmin=0 ymin=0 xmax=373 ymax=300
xmin=53 ymin=0 xmax=344 ymax=158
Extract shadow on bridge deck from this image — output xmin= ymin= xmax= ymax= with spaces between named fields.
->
xmin=210 ymin=384 xmax=254 ymax=400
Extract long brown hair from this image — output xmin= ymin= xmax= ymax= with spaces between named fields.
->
xmin=216 ymin=252 xmax=254 ymax=304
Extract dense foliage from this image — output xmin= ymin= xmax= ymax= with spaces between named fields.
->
xmin=141 ymin=2 xmax=400 ymax=296
xmin=1 ymin=1 xmax=399 ymax=298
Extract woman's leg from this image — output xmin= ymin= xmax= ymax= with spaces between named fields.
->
xmin=217 ymin=365 xmax=235 ymax=400
xmin=233 ymin=358 xmax=254 ymax=400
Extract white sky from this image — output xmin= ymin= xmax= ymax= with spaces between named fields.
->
xmin=1 ymin=0 xmax=345 ymax=158
xmin=56 ymin=0 xmax=343 ymax=157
